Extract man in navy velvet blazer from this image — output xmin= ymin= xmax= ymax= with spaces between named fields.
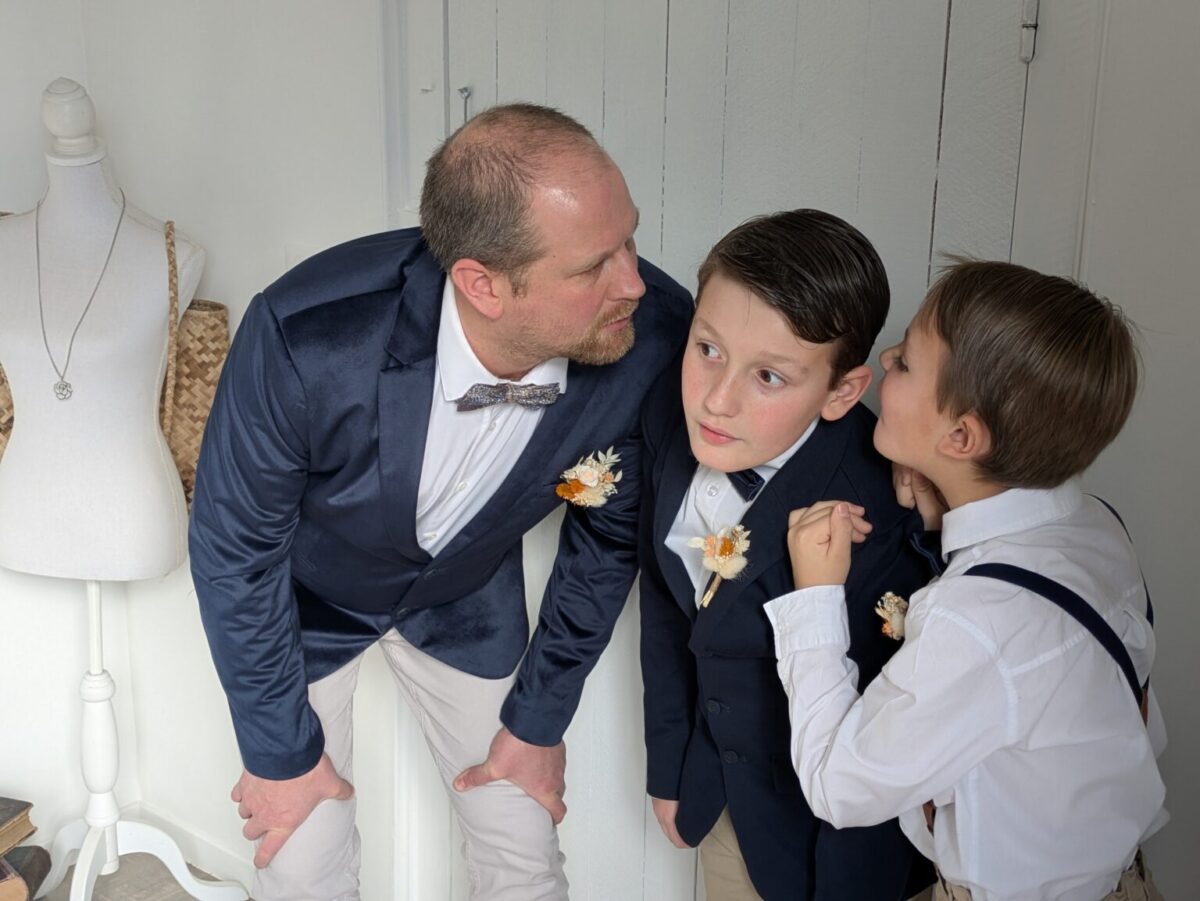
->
xmin=639 ymin=211 xmax=930 ymax=899
xmin=190 ymin=104 xmax=691 ymax=900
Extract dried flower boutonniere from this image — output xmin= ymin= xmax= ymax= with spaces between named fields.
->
xmin=556 ymin=447 xmax=622 ymax=508
xmin=688 ymin=524 xmax=751 ymax=607
xmin=876 ymin=591 xmax=909 ymax=640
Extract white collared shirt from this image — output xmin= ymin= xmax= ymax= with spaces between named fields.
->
xmin=415 ymin=279 xmax=568 ymax=556
xmin=764 ymin=480 xmax=1168 ymax=901
xmin=666 ymin=418 xmax=817 ymax=605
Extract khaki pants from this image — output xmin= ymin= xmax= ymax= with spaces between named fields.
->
xmin=699 ymin=808 xmax=761 ymax=900
xmin=931 ymin=851 xmax=1163 ymax=901
xmin=252 ymin=629 xmax=568 ymax=901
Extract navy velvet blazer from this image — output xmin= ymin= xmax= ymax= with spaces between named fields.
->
xmin=638 ymin=362 xmax=929 ymax=900
xmin=190 ymin=228 xmax=691 ymax=779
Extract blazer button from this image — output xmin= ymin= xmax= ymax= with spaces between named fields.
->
xmin=721 ymin=750 xmax=738 ymax=765
xmin=705 ymin=700 xmax=720 ymax=715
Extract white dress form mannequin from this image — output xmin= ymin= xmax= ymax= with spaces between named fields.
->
xmin=0 ymin=79 xmax=245 ymax=901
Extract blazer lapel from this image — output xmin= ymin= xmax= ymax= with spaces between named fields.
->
xmin=376 ymin=255 xmax=443 ymax=563
xmin=690 ymin=418 xmax=851 ymax=646
xmin=653 ymin=426 xmax=702 ymax=621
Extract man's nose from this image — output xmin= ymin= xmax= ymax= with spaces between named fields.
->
xmin=615 ymin=244 xmax=644 ymax=300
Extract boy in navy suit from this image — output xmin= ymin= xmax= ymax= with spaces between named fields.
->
xmin=639 ymin=209 xmax=929 ymax=899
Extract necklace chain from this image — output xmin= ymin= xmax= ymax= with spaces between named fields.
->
xmin=34 ymin=189 xmax=127 ymax=400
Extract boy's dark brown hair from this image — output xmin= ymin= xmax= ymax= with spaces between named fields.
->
xmin=920 ymin=259 xmax=1139 ymax=488
xmin=697 ymin=209 xmax=890 ymax=384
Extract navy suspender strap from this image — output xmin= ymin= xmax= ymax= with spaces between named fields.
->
xmin=1091 ymin=495 xmax=1154 ymax=627
xmin=964 ymin=562 xmax=1145 ymax=706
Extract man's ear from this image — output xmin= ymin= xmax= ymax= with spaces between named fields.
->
xmin=820 ymin=364 xmax=873 ymax=422
xmin=938 ymin=411 xmax=992 ymax=462
xmin=450 ymin=258 xmax=507 ymax=321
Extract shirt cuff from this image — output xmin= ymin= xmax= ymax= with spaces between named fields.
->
xmin=764 ymin=585 xmax=850 ymax=656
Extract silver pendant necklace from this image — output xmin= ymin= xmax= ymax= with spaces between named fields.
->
xmin=34 ymin=189 xmax=127 ymax=400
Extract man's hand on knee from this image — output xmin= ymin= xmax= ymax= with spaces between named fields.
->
xmin=232 ymin=752 xmax=355 ymax=868
xmin=452 ymin=727 xmax=568 ymax=824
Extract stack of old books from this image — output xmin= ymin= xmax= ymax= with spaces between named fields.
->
xmin=0 ymin=798 xmax=50 ymax=901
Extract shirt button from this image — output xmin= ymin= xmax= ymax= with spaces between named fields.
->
xmin=454 ymin=481 xmax=468 ymax=493
xmin=424 ymin=531 xmax=438 ymax=542
xmin=488 ymin=420 xmax=497 ymax=432
xmin=721 ymin=750 xmax=738 ymax=765
xmin=706 ymin=484 xmax=719 ymax=497
xmin=705 ymin=700 xmax=720 ymax=715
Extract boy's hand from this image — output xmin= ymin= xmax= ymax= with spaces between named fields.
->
xmin=651 ymin=796 xmax=688 ymax=848
xmin=892 ymin=465 xmax=947 ymax=531
xmin=787 ymin=501 xmax=870 ymax=589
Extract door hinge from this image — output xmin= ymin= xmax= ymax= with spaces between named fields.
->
xmin=1020 ymin=0 xmax=1040 ymax=63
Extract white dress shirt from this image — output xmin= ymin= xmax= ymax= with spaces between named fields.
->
xmin=764 ymin=480 xmax=1168 ymax=901
xmin=415 ymin=279 xmax=568 ymax=556
xmin=665 ymin=419 xmax=817 ymax=605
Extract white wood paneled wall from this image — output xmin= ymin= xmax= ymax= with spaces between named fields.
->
xmin=386 ymin=2 xmax=1032 ymax=898
xmin=1012 ymin=3 xmax=1199 ymax=894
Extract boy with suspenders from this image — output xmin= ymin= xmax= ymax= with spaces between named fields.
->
xmin=768 ymin=261 xmax=1167 ymax=900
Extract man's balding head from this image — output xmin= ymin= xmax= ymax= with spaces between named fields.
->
xmin=419 ymin=103 xmax=609 ymax=290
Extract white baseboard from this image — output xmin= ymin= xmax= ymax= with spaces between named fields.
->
xmin=121 ymin=800 xmax=255 ymax=890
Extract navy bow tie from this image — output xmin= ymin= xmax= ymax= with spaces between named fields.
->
xmin=727 ymin=468 xmax=765 ymax=502
xmin=454 ymin=381 xmax=561 ymax=412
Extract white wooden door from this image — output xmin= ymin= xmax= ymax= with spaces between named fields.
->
xmin=382 ymin=2 xmax=1033 ymax=898
xmin=1011 ymin=2 xmax=1200 ymax=896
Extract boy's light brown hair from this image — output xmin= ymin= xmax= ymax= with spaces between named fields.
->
xmin=920 ymin=259 xmax=1139 ymax=489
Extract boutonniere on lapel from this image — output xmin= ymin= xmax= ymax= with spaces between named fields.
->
xmin=556 ymin=447 xmax=622 ymax=508
xmin=876 ymin=591 xmax=909 ymax=640
xmin=689 ymin=524 xmax=751 ymax=608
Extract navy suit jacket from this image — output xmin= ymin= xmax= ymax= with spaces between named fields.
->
xmin=190 ymin=228 xmax=691 ymax=779
xmin=639 ymin=362 xmax=929 ymax=900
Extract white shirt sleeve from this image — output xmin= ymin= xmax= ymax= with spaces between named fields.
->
xmin=765 ymin=583 xmax=1015 ymax=830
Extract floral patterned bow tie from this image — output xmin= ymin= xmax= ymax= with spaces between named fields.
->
xmin=454 ymin=381 xmax=561 ymax=412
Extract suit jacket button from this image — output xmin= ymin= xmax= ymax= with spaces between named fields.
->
xmin=705 ymin=700 xmax=720 ymax=715
xmin=721 ymin=750 xmax=738 ymax=765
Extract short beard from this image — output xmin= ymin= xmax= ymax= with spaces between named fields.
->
xmin=565 ymin=316 xmax=636 ymax=365
xmin=510 ymin=302 xmax=639 ymax=367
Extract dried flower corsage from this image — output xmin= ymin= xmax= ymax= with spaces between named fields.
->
xmin=556 ymin=447 xmax=622 ymax=508
xmin=876 ymin=591 xmax=909 ymax=640
xmin=688 ymin=524 xmax=751 ymax=607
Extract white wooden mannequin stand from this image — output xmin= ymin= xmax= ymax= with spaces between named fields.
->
xmin=36 ymin=581 xmax=248 ymax=900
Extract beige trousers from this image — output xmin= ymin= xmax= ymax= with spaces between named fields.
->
xmin=252 ymin=629 xmax=568 ymax=901
xmin=698 ymin=808 xmax=762 ymax=900
xmin=931 ymin=851 xmax=1163 ymax=901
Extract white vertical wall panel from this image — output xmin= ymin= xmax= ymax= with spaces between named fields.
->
xmin=447 ymin=0 xmax=499 ymax=123
xmin=855 ymin=1 xmax=951 ymax=352
xmin=598 ymin=0 xmax=670 ymax=261
xmin=724 ymin=0 xmax=870 ymax=223
xmin=1009 ymin=0 xmax=1106 ymax=276
xmin=546 ymin=0 xmax=607 ymax=141
xmin=1014 ymin=4 xmax=1199 ymax=895
xmin=931 ymin=0 xmax=1028 ymax=265
xmin=0 ymin=0 xmax=89 ymax=212
xmin=496 ymin=0 xmax=552 ymax=105
xmin=660 ymin=0 xmax=729 ymax=288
